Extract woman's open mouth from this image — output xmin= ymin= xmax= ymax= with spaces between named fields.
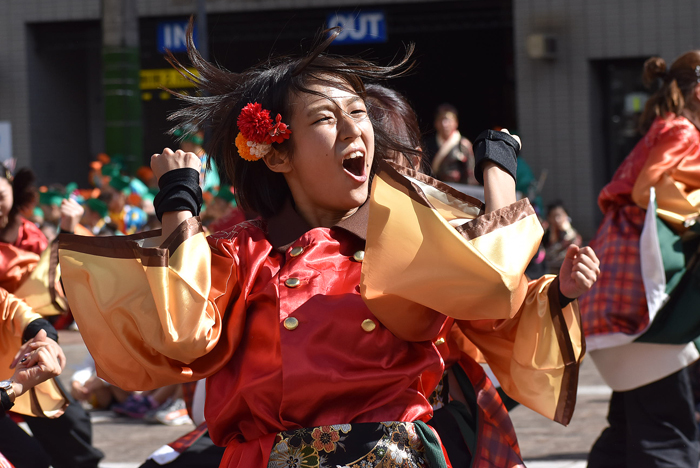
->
xmin=342 ymin=151 xmax=366 ymax=181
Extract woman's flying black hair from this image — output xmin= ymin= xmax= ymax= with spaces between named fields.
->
xmin=165 ymin=20 xmax=416 ymax=218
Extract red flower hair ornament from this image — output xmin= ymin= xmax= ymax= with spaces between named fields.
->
xmin=235 ymin=103 xmax=292 ymax=161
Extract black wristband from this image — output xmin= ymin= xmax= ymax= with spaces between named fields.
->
xmin=473 ymin=130 xmax=520 ymax=185
xmin=558 ymin=288 xmax=575 ymax=308
xmin=23 ymin=318 xmax=58 ymax=344
xmin=153 ymin=168 xmax=203 ymax=222
xmin=0 ymin=388 xmax=13 ymax=414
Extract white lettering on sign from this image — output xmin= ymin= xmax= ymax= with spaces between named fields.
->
xmin=157 ymin=21 xmax=197 ymax=54
xmin=163 ymin=23 xmax=188 ymax=50
xmin=327 ymin=11 xmax=387 ymax=44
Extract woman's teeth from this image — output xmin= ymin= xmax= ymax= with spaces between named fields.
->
xmin=343 ymin=151 xmax=365 ymax=177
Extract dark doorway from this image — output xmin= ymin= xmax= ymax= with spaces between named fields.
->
xmin=26 ymin=21 xmax=102 ymax=186
xmin=139 ymin=1 xmax=515 ymax=165
xmin=591 ymin=58 xmax=650 ymax=193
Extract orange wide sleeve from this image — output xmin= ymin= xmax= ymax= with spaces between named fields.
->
xmin=58 ymin=217 xmax=242 ymax=390
xmin=361 ymin=161 xmax=542 ymax=342
xmin=0 ymin=287 xmax=68 ymax=418
xmin=455 ymin=276 xmax=583 ymax=425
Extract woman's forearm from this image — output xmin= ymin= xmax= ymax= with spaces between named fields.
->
xmin=161 ymin=211 xmax=193 ymax=240
xmin=482 ymin=161 xmax=516 ymax=213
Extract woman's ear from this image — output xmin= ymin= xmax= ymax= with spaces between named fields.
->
xmin=263 ymin=148 xmax=292 ymax=174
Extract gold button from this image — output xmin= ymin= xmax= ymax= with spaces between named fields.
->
xmin=361 ymin=319 xmax=376 ymax=332
xmin=290 ymin=246 xmax=304 ymax=257
xmin=434 ymin=337 xmax=446 ymax=346
xmin=283 ymin=317 xmax=299 ymax=330
xmin=284 ymin=278 xmax=301 ymax=288
xmin=353 ymin=250 xmax=365 ymax=262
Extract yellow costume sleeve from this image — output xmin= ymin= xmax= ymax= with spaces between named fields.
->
xmin=0 ymin=288 xmax=67 ymax=418
xmin=456 ymin=276 xmax=583 ymax=425
xmin=361 ymin=161 xmax=584 ymax=425
xmin=14 ymin=241 xmax=68 ymax=316
xmin=58 ymin=217 xmax=238 ymax=391
xmin=361 ymin=160 xmax=542 ymax=341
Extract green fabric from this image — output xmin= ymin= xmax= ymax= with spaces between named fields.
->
xmin=39 ymin=191 xmax=63 ymax=207
xmin=201 ymin=155 xmax=220 ymax=193
xmin=451 ymin=364 xmax=479 ymax=467
xmin=215 ymin=185 xmax=236 ymax=205
xmin=129 ymin=177 xmax=149 ymax=196
xmin=515 ymin=158 xmax=543 ymax=213
xmin=109 ymin=175 xmax=131 ymax=193
xmin=414 ymin=421 xmax=449 ymax=468
xmin=173 ymin=124 xmax=204 ymax=145
xmin=443 ymin=402 xmax=477 ymax=460
xmin=101 ymin=163 xmax=121 ymax=178
xmin=636 ymin=208 xmax=700 ymax=344
xmin=65 ymin=182 xmax=78 ymax=196
xmin=85 ymin=198 xmax=109 ymax=218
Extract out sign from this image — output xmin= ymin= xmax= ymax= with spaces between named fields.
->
xmin=157 ymin=21 xmax=199 ymax=54
xmin=327 ymin=11 xmax=387 ymax=44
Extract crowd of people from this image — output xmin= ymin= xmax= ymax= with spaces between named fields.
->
xmin=1 ymin=24 xmax=700 ymax=468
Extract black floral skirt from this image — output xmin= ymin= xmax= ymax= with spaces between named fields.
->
xmin=267 ymin=421 xmax=429 ymax=468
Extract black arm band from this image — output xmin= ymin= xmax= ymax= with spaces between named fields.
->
xmin=153 ymin=168 xmax=203 ymax=222
xmin=23 ymin=318 xmax=58 ymax=344
xmin=558 ymin=288 xmax=575 ymax=308
xmin=0 ymin=388 xmax=12 ymax=414
xmin=473 ymin=130 xmax=520 ymax=185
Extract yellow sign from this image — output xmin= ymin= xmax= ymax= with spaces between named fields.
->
xmin=140 ymin=68 xmax=199 ymax=90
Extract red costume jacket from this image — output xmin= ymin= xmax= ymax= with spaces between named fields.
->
xmin=59 ymin=163 xmax=583 ymax=468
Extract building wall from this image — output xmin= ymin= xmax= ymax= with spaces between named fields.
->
xmin=514 ymin=0 xmax=700 ymax=237
xmin=0 ymin=0 xmax=454 ymax=181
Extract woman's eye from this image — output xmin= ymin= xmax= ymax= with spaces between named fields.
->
xmin=350 ymin=109 xmax=367 ymax=119
xmin=314 ymin=116 xmax=333 ymax=124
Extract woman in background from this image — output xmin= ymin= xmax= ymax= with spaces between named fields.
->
xmin=582 ymin=52 xmax=700 ymax=468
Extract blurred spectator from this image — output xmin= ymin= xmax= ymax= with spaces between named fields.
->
xmin=423 ymin=103 xmax=477 ymax=184
xmin=543 ymin=201 xmax=583 ymax=275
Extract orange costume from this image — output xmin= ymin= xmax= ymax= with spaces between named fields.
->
xmin=59 ymin=162 xmax=583 ymax=467
xmin=0 ymin=218 xmax=47 ymax=293
xmin=581 ymin=115 xmax=700 ymax=390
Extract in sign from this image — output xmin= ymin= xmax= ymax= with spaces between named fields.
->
xmin=157 ymin=21 xmax=199 ymax=54
xmin=326 ymin=11 xmax=387 ymax=44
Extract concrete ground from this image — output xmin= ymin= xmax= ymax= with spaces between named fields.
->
xmin=56 ymin=329 xmax=610 ymax=468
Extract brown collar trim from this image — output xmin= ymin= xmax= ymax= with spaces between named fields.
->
xmin=266 ymin=199 xmax=369 ymax=251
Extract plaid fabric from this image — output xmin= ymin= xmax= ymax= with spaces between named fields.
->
xmin=181 ymin=381 xmax=197 ymax=420
xmin=579 ymin=204 xmax=648 ymax=337
xmin=580 ymin=116 xmax=700 ymax=339
xmin=168 ymin=422 xmax=209 ymax=454
xmin=460 ymin=357 xmax=524 ymax=468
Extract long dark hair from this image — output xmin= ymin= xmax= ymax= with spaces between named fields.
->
xmin=365 ymin=83 xmax=423 ymax=170
xmin=9 ymin=168 xmax=37 ymax=218
xmin=639 ymin=51 xmax=700 ymax=133
xmin=166 ymin=21 xmax=415 ymax=218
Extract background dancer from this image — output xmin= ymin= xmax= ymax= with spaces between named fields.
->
xmin=582 ymin=51 xmax=700 ymax=468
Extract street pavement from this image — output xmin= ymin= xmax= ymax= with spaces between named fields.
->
xmin=56 ymin=329 xmax=609 ymax=468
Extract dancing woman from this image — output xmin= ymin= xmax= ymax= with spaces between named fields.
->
xmin=582 ymin=52 xmax=700 ymax=467
xmin=60 ymin=30 xmax=595 ymax=467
